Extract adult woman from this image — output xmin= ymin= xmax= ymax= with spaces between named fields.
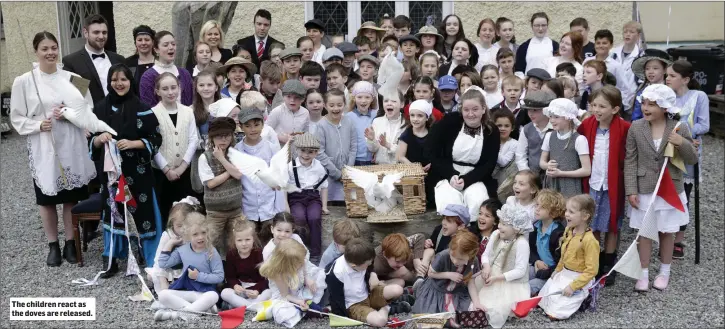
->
xmin=90 ymin=64 xmax=163 ymax=277
xmin=515 ymin=12 xmax=559 ymax=74
xmin=219 ymin=57 xmax=258 ymax=100
xmin=125 ymin=25 xmax=156 ymax=93
xmin=139 ymin=31 xmax=194 ymax=106
xmin=10 ymin=32 xmax=96 ymax=266
xmin=425 ymin=86 xmax=500 ymax=221
xmin=438 ymin=14 xmax=466 ymax=60
xmin=185 ymin=20 xmax=233 ymax=70
xmin=540 ymin=32 xmax=584 ymax=88
xmin=439 ymin=38 xmax=479 ymax=77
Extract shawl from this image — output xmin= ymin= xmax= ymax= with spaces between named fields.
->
xmin=578 ymin=115 xmax=631 ymax=232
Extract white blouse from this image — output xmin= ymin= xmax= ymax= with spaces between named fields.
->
xmin=10 ymin=66 xmax=96 ymax=195
xmin=498 ymin=139 xmax=518 ymax=167
xmin=525 ymin=37 xmax=554 ymax=74
xmin=367 ymin=115 xmax=405 ymax=165
xmin=484 ymin=90 xmax=504 ymax=110
xmin=475 ymin=43 xmax=498 ymax=72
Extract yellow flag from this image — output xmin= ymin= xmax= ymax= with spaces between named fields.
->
xmin=329 ymin=313 xmax=365 ymax=327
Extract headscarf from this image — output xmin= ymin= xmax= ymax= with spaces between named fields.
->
xmin=95 ymin=63 xmax=149 ymax=140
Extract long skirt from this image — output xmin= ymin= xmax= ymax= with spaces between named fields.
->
xmin=103 ymin=189 xmax=163 ymax=267
xmin=477 ymin=272 xmax=529 ymax=328
xmin=538 ymin=268 xmax=594 ymax=320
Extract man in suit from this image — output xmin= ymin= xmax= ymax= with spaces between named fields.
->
xmin=236 ymin=9 xmax=280 ymax=68
xmin=62 ymin=14 xmax=125 ymax=106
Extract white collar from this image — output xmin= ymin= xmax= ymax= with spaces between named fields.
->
xmin=255 ymin=35 xmax=268 ymax=44
xmin=85 ymin=45 xmax=106 ymax=57
xmin=556 ymin=130 xmax=572 ymax=140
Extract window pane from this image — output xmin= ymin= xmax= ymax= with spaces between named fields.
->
xmin=361 ymin=1 xmax=394 ymax=25
xmin=68 ymin=2 xmax=97 ymax=38
xmin=314 ymin=2 xmax=348 ymax=36
xmin=409 ymin=1 xmax=442 ymax=33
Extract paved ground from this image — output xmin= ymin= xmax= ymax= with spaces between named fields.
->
xmin=1 ymin=133 xmax=723 ymax=328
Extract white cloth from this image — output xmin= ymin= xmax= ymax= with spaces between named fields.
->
xmin=452 ymin=126 xmax=484 ymax=175
xmin=538 ymin=268 xmax=594 ymax=320
xmin=367 ymin=115 xmax=404 ymax=164
xmin=541 ymin=131 xmax=589 ymax=155
xmin=541 ymin=56 xmax=583 ymax=88
xmin=312 ymin=44 xmax=327 ymax=66
xmin=152 ymin=102 xmax=199 ymax=169
xmin=589 ymin=129 xmax=610 ymax=190
xmin=197 ymin=147 xmax=247 ymax=183
xmin=9 ymin=68 xmax=96 ymax=195
xmin=475 ymin=43 xmax=498 ymax=72
xmin=609 ymin=44 xmax=641 ymax=113
xmin=484 ymin=90 xmax=504 ymax=110
xmin=514 ymin=122 xmax=553 ymax=171
xmin=525 ymin=37 xmax=554 ymax=73
xmin=491 ymin=41 xmax=518 ymax=55
xmin=332 ymin=256 xmax=369 ymax=308
xmin=86 ymin=45 xmax=112 ymax=96
xmin=505 ymin=196 xmax=536 ymax=225
xmin=287 ymin=158 xmax=328 ymax=190
xmin=629 ymin=191 xmax=689 ymax=233
xmin=498 ymin=139 xmax=518 ymax=167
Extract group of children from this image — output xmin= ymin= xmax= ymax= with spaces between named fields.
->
xmin=117 ymin=10 xmax=711 ymax=328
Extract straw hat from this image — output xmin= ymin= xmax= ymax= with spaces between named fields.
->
xmin=415 ymin=25 xmax=443 ymax=41
xmin=631 ymin=48 xmax=673 ymax=81
xmin=218 ymin=56 xmax=257 ymax=76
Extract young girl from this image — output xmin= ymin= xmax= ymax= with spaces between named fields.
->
xmin=476 ymin=203 xmax=533 ymax=329
xmin=152 ymin=72 xmax=201 ymax=222
xmin=626 ymin=84 xmax=697 ymax=291
xmin=440 ymin=39 xmax=478 ymax=77
xmin=220 ymin=57 xmax=257 ymax=100
xmin=286 ymin=133 xmax=329 ymax=263
xmin=192 ymin=41 xmax=212 ymax=77
xmin=305 ymin=89 xmax=325 ymax=136
xmin=630 ymin=49 xmax=672 ymax=121
xmin=580 ymin=60 xmax=607 ymax=110
xmin=379 ymin=13 xmax=394 ymax=37
xmin=221 ymin=220 xmax=272 ymax=309
xmin=418 ymin=51 xmax=441 ymax=82
xmin=440 ymin=15 xmax=466 ymax=60
xmin=492 ymin=17 xmax=518 ymax=54
xmin=475 ymin=18 xmax=498 ymax=71
xmin=366 ymin=92 xmax=406 ymax=164
xmin=666 ymin=60 xmax=710 ymax=258
xmin=346 ymin=81 xmax=378 ymax=165
xmin=155 ymin=213 xmax=224 ymax=321
xmin=358 ymin=21 xmax=386 ymax=55
xmin=416 ymin=25 xmax=444 ymax=59
xmin=577 ymin=85 xmax=630 ymax=286
xmin=197 ymin=117 xmax=245 ymax=259
xmin=258 ymin=238 xmax=328 ymax=328
xmin=412 ymin=231 xmax=484 ymax=328
xmin=481 ymin=65 xmax=504 ymax=109
xmin=538 ymin=194 xmax=599 ymax=320
xmin=399 ymin=36 xmax=421 ymax=66
xmin=403 ymin=76 xmax=444 ymax=121
xmin=468 ymin=199 xmax=502 ymax=263
xmin=316 ymin=89 xmax=357 ymax=202
xmin=492 ymin=111 xmax=518 ymax=200
xmin=297 ymin=37 xmax=315 ymax=63
xmin=507 ymin=170 xmax=541 ymax=222
xmin=539 ymin=98 xmax=592 ymax=197
xmin=397 ymin=100 xmax=434 ymax=207
xmin=528 ymin=189 xmax=566 ymax=295
xmin=146 ymin=197 xmax=201 ymax=292
xmin=190 ymin=70 xmax=221 ymax=193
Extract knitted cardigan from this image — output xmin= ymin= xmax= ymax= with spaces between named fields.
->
xmin=203 ymin=149 xmax=243 ymax=211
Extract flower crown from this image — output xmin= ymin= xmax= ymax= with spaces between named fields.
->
xmin=496 ymin=204 xmax=534 ymax=234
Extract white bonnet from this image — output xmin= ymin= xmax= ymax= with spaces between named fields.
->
xmin=209 ymin=98 xmax=240 ymax=118
xmin=409 ymin=99 xmax=433 ymax=118
xmin=544 ymin=98 xmax=581 ymax=127
xmin=636 ymin=84 xmax=681 ymax=114
xmin=496 ymin=203 xmax=534 ymax=234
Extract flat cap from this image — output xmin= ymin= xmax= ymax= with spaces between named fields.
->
xmin=281 ymin=79 xmax=307 ymax=97
xmin=521 ymin=90 xmax=557 ymax=110
xmin=357 ymin=54 xmax=379 ymax=67
xmin=337 ymin=41 xmax=358 ymax=54
xmin=279 ymin=47 xmax=302 ymax=60
xmin=526 ymin=68 xmax=552 ymax=81
xmin=237 ymin=108 xmax=264 ymax=124
xmin=305 ymin=19 xmax=325 ymax=32
xmin=322 ymin=47 xmax=344 ymax=62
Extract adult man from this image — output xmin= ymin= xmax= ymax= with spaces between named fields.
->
xmin=236 ymin=9 xmax=281 ymax=67
xmin=62 ymin=14 xmax=125 ymax=105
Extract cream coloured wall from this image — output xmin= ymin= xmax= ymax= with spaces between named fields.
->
xmin=0 ymin=2 xmax=59 ymax=92
xmin=114 ymin=2 xmax=306 ymax=59
xmin=639 ymin=2 xmax=724 ymax=42
xmin=455 ymin=2 xmax=632 ymax=46
xmin=1 ymin=40 xmax=8 ymax=93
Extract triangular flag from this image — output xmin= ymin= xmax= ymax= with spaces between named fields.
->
xmin=114 ymin=175 xmax=137 ymax=207
xmin=512 ymin=296 xmax=542 ymax=318
xmin=657 ymin=167 xmax=685 ymax=212
xmin=252 ymin=300 xmax=277 ymax=322
xmin=329 ymin=313 xmax=365 ymax=327
xmin=219 ymin=306 xmax=247 ymax=329
xmin=610 ymin=241 xmax=642 ymax=280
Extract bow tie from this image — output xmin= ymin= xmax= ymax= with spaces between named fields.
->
xmin=92 ymin=53 xmax=106 ymax=60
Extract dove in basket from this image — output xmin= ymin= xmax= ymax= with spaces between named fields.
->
xmin=344 ymin=166 xmax=405 ymax=213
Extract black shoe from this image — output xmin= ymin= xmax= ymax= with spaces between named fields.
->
xmin=603 ymin=253 xmax=617 ymax=287
xmin=47 ymin=242 xmax=62 ymax=267
xmin=389 ymin=301 xmax=411 ymax=315
xmin=63 ymin=240 xmax=77 ymax=264
xmin=100 ymin=256 xmax=119 ymax=279
xmin=673 ymin=242 xmax=685 ymax=259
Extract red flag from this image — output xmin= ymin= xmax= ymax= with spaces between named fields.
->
xmin=512 ymin=296 xmax=542 ymax=318
xmin=657 ymin=167 xmax=685 ymax=212
xmin=219 ymin=306 xmax=246 ymax=329
xmin=114 ymin=175 xmax=137 ymax=207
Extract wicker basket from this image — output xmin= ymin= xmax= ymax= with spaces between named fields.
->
xmin=342 ymin=163 xmax=427 ymax=218
xmin=366 ymin=206 xmax=408 ymax=223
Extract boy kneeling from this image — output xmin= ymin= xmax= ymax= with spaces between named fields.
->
xmin=326 ymin=238 xmax=411 ymax=327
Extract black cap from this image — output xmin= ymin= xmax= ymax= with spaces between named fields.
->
xmin=305 ymin=19 xmax=325 ymax=33
xmin=526 ymin=68 xmax=552 ymax=81
xmin=398 ymin=35 xmax=421 ymax=48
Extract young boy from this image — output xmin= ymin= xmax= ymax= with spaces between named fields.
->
xmin=556 ymin=62 xmax=577 ymax=79
xmin=570 ymin=17 xmax=595 ymax=59
xmin=610 ymin=21 xmax=643 ymax=115
xmin=528 ymin=189 xmax=566 ymax=295
xmin=354 ymin=35 xmax=374 ymax=70
xmin=326 ymin=238 xmax=410 ymax=327
xmin=259 ymin=60 xmax=284 ymax=112
xmin=357 ymin=55 xmax=378 ymax=85
xmin=235 ymin=107 xmax=284 ymax=231
xmin=392 ymin=15 xmax=412 ymax=39
xmin=299 ymin=61 xmax=324 ymax=90
xmin=373 ymin=233 xmax=428 ymax=287
xmin=585 ymin=29 xmax=624 ymax=92
xmin=279 ymin=48 xmax=303 ymax=84
xmin=399 ymin=35 xmax=421 ymax=65
xmin=305 ymin=19 xmax=327 ymax=64
xmin=514 ymin=90 xmax=556 ymax=176
xmin=491 ymin=75 xmax=527 ymax=139
xmin=326 ymin=63 xmax=351 ymax=104
xmin=267 ymin=79 xmax=310 ymax=145
xmin=437 ymin=75 xmax=458 ymax=113
xmin=322 ymin=47 xmax=344 ymax=68
xmin=319 ymin=219 xmax=363 ymax=271
xmin=421 ymin=204 xmax=471 ymax=282
xmin=497 ymin=48 xmax=524 ymax=81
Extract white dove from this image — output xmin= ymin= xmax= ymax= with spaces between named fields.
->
xmin=236 ymin=140 xmax=301 ymax=193
xmin=345 ymin=166 xmax=404 ymax=212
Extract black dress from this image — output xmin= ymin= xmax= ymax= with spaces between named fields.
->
xmin=125 ymin=54 xmax=154 ymax=95
xmin=399 ymin=127 xmax=435 ymax=206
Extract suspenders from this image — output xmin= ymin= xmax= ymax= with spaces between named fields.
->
xmin=291 ymin=159 xmax=329 ymax=190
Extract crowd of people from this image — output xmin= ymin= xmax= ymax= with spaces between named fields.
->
xmin=8 ymin=8 xmax=711 ymax=328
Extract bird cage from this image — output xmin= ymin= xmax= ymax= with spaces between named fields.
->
xmin=342 ymin=163 xmax=427 ymax=219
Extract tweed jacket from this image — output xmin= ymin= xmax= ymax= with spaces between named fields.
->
xmin=624 ymin=118 xmax=698 ymax=196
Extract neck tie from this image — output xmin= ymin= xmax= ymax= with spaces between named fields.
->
xmin=92 ymin=53 xmax=106 ymax=60
xmin=257 ymin=40 xmax=264 ymax=59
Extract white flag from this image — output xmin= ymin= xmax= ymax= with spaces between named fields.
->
xmin=610 ymin=240 xmax=642 ymax=280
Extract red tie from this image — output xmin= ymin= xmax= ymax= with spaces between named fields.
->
xmin=257 ymin=40 xmax=264 ymax=59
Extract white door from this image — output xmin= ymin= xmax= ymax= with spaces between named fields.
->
xmin=57 ymin=1 xmax=100 ymax=56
